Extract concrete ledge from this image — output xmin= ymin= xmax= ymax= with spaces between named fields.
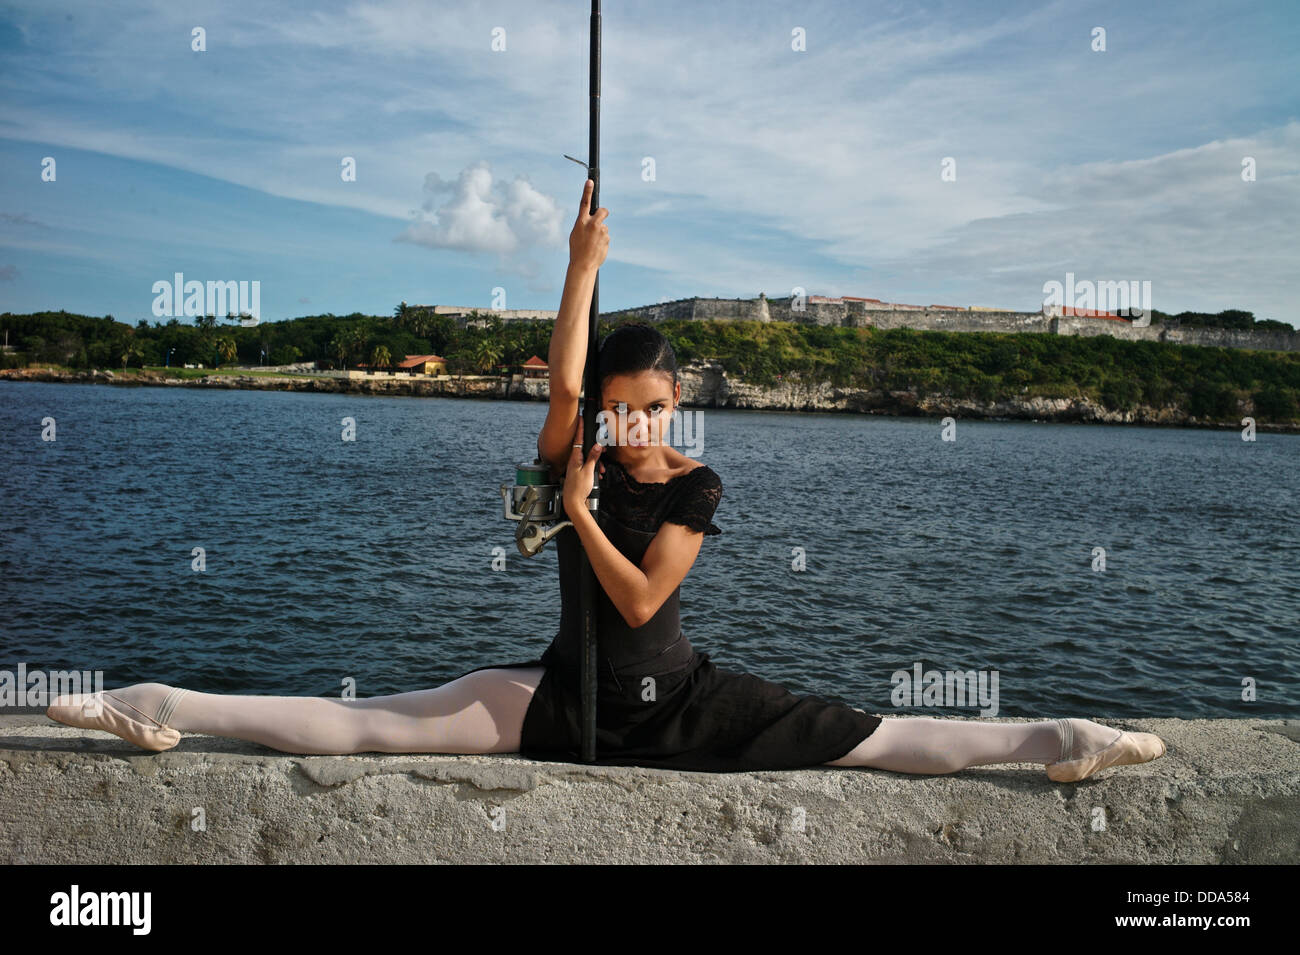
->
xmin=2 ymin=716 xmax=1296 ymax=864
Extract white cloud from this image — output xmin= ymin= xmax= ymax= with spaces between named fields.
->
xmin=890 ymin=122 xmax=1300 ymax=319
xmin=396 ymin=161 xmax=564 ymax=258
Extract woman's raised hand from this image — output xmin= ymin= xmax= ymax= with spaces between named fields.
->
xmin=569 ymin=178 xmax=610 ymax=273
xmin=562 ymin=411 xmax=605 ymax=514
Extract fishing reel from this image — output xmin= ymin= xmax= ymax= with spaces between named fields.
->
xmin=500 ymin=457 xmax=599 ymax=557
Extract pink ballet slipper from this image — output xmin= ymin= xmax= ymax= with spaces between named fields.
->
xmin=1045 ymin=717 xmax=1167 ymax=782
xmin=47 ymin=688 xmax=189 ymax=752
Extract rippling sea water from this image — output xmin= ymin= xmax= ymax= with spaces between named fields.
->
xmin=2 ymin=380 xmax=1296 ymax=718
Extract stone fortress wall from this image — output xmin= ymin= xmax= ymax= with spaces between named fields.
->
xmin=601 ymin=295 xmax=1300 ymax=353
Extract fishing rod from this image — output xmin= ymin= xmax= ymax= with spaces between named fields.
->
xmin=499 ymin=0 xmax=602 ymax=763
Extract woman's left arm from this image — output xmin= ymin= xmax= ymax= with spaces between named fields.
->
xmin=562 ymin=437 xmax=703 ymax=629
xmin=567 ymin=507 xmax=703 ymax=629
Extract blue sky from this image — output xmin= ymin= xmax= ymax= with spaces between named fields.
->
xmin=0 ymin=0 xmax=1296 ymax=326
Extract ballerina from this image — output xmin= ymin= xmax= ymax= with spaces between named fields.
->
xmin=48 ymin=178 xmax=1166 ymax=783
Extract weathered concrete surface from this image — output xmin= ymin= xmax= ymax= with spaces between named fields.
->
xmin=1 ymin=715 xmax=1296 ymax=864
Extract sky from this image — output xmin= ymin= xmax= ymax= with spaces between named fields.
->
xmin=0 ymin=0 xmax=1297 ymax=327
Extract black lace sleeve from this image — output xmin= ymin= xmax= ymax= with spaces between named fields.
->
xmin=664 ymin=467 xmax=722 ymax=535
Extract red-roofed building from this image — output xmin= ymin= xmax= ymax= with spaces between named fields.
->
xmin=398 ymin=354 xmax=448 ymax=375
xmin=1062 ymin=307 xmax=1126 ymax=320
xmin=521 ymin=355 xmax=548 ymax=379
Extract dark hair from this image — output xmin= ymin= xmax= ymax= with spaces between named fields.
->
xmin=596 ymin=322 xmax=678 ymax=396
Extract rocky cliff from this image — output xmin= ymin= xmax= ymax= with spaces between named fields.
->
xmin=674 ymin=362 xmax=1293 ymax=431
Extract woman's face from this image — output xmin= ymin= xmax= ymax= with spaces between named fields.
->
xmin=598 ymin=371 xmax=679 ymax=457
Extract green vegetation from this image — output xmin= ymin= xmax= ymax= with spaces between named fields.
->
xmin=0 ymin=307 xmax=552 ymax=376
xmin=3 ymin=308 xmax=1297 ymax=422
xmin=1148 ymin=307 xmax=1294 ymax=333
xmin=135 ymin=366 xmax=306 ymax=379
xmin=658 ymin=319 xmax=1299 ymax=421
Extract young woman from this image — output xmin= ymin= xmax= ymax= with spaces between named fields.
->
xmin=48 ymin=179 xmax=1166 ymax=782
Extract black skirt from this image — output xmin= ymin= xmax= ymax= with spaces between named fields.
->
xmin=454 ymin=650 xmax=882 ymax=774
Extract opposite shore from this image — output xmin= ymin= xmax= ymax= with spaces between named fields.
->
xmin=3 ymin=363 xmax=1297 ymax=434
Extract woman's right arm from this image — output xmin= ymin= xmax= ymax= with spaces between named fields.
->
xmin=537 ymin=178 xmax=609 ymax=477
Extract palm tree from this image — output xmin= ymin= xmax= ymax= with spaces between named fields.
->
xmin=370 ymin=344 xmax=392 ymax=372
xmin=471 ymin=338 xmax=503 ymax=374
xmin=216 ymin=336 xmax=238 ymax=366
xmin=409 ymin=310 xmax=431 ymax=340
xmin=349 ymin=325 xmax=368 ymax=365
xmin=330 ymin=333 xmax=349 ymax=369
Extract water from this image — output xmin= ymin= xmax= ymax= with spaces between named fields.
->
xmin=2 ymin=380 xmax=1296 ymax=718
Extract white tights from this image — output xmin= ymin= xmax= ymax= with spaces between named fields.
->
xmin=106 ymin=673 xmax=1108 ymax=773
xmin=110 ymin=670 xmax=546 ymax=756
xmin=824 ymin=715 xmax=1066 ymax=772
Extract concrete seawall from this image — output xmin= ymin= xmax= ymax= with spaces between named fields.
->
xmin=2 ymin=715 xmax=1296 ymax=863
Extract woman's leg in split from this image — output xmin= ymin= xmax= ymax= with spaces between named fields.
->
xmin=91 ymin=669 xmax=546 ymax=755
xmin=824 ymin=716 xmax=1121 ymax=773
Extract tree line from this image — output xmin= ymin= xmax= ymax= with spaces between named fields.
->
xmin=2 ymin=305 xmax=1297 ymax=420
xmin=0 ymin=306 xmax=553 ymax=375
